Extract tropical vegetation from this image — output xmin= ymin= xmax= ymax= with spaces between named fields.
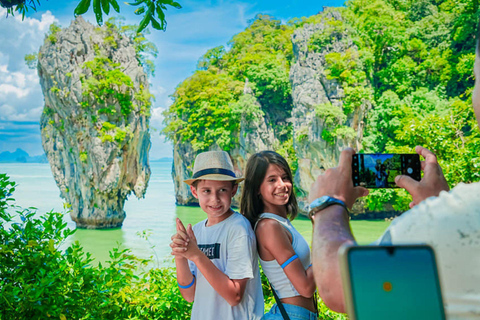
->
xmin=163 ymin=0 xmax=480 ymax=211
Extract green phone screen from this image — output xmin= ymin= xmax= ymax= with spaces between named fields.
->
xmin=348 ymin=246 xmax=445 ymax=320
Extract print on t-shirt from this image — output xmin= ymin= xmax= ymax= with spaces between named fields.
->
xmin=198 ymin=243 xmax=220 ymax=259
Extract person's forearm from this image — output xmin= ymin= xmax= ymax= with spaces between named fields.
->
xmin=311 ymin=205 xmax=356 ymax=313
xmin=175 ymin=256 xmax=196 ymax=302
xmin=190 ymin=253 xmax=246 ymax=306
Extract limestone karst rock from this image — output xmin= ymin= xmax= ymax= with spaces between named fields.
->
xmin=38 ymin=17 xmax=152 ymax=228
xmin=290 ymin=12 xmax=370 ymax=210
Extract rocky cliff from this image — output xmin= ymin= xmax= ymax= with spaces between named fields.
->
xmin=38 ymin=17 xmax=152 ymax=228
xmin=168 ymin=11 xmax=370 ymax=213
xmin=290 ymin=12 xmax=370 ymax=210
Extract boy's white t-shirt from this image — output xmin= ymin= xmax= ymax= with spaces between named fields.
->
xmin=188 ymin=211 xmax=264 ymax=320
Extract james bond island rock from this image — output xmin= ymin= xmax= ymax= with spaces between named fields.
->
xmin=38 ymin=17 xmax=152 ymax=228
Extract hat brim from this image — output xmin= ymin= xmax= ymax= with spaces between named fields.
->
xmin=184 ymin=174 xmax=244 ymax=186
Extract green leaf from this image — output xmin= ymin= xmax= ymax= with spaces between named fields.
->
xmin=171 ymin=1 xmax=182 ymax=9
xmin=109 ymin=0 xmax=120 ymax=12
xmin=137 ymin=14 xmax=150 ymax=33
xmin=127 ymin=0 xmax=144 ymax=5
xmin=155 ymin=5 xmax=165 ymax=24
xmin=101 ymin=0 xmax=110 ymax=15
xmin=93 ymin=0 xmax=103 ymax=25
xmin=150 ymin=16 xmax=162 ymax=30
xmin=74 ymin=0 xmax=91 ymax=16
xmin=134 ymin=6 xmax=145 ymax=15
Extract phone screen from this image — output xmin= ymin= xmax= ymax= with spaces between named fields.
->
xmin=345 ymin=245 xmax=445 ymax=320
xmin=352 ymin=154 xmax=421 ymax=188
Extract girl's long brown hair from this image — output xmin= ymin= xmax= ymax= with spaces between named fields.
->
xmin=240 ymin=151 xmax=298 ymax=228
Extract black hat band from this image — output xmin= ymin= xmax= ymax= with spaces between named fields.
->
xmin=192 ymin=168 xmax=236 ymax=179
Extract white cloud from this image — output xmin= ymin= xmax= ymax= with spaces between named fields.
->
xmin=150 ymin=107 xmax=165 ymax=129
xmin=0 ymin=84 xmax=29 ymax=98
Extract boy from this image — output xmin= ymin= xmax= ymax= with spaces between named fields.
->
xmin=170 ymin=151 xmax=264 ymax=320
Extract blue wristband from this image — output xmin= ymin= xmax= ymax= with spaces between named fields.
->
xmin=308 ymin=264 xmax=312 ymax=269
xmin=178 ymin=276 xmax=195 ymax=289
xmin=281 ymin=254 xmax=298 ymax=269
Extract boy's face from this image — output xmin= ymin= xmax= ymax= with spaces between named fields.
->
xmin=191 ymin=180 xmax=238 ymax=218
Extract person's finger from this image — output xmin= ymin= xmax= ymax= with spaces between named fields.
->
xmin=187 ymin=224 xmax=196 ymax=242
xmin=171 ymin=238 xmax=188 ymax=246
xmin=395 ymin=174 xmax=418 ymax=193
xmin=420 ymin=160 xmax=427 ymax=171
xmin=176 ymin=218 xmax=187 ymax=233
xmin=338 ymin=148 xmax=355 ymax=170
xmin=354 ymin=186 xmax=369 ymax=198
xmin=171 ymin=246 xmax=188 ymax=252
xmin=415 ymin=146 xmax=437 ymax=165
xmin=409 ymin=201 xmax=415 ymax=208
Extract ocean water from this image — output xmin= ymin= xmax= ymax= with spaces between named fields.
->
xmin=1 ymin=161 xmax=206 ymax=267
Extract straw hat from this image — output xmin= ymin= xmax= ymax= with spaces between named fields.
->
xmin=184 ymin=151 xmax=244 ymax=185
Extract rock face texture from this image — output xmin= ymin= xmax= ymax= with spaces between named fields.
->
xmin=290 ymin=13 xmax=370 ymax=210
xmin=38 ymin=17 xmax=151 ymax=228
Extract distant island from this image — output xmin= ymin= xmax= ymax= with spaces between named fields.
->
xmin=0 ymin=148 xmax=48 ymax=163
xmin=150 ymin=157 xmax=173 ymax=163
xmin=0 ymin=148 xmax=171 ymax=164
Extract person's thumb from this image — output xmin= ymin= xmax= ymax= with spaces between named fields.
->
xmin=395 ymin=175 xmax=417 ymax=194
xmin=352 ymin=186 xmax=369 ymax=207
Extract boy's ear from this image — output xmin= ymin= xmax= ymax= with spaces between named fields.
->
xmin=231 ymin=184 xmax=238 ymax=197
xmin=190 ymin=185 xmax=199 ymax=199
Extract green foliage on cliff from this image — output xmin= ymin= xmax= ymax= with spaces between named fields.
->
xmin=163 ymin=14 xmax=295 ymax=153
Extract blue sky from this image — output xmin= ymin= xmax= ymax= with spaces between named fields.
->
xmin=0 ymin=0 xmax=345 ymax=159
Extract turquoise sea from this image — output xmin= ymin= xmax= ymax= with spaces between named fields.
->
xmin=1 ymin=161 xmax=208 ymax=267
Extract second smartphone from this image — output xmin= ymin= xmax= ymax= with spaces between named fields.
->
xmin=352 ymin=153 xmax=421 ymax=188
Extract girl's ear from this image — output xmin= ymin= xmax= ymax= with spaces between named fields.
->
xmin=190 ymin=185 xmax=199 ymax=199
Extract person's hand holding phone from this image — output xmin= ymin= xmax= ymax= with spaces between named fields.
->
xmin=309 ymin=148 xmax=369 ymax=209
xmin=395 ymin=146 xmax=449 ymax=208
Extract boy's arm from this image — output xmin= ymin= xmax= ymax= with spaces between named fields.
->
xmin=179 ymin=222 xmax=249 ymax=306
xmin=174 ymin=256 xmax=196 ymax=302
xmin=189 ymin=251 xmax=249 ymax=306
xmin=171 ymin=219 xmax=196 ymax=302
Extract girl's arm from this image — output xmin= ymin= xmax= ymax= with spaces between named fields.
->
xmin=256 ymin=219 xmax=316 ymax=298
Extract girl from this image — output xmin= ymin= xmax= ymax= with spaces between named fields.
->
xmin=241 ymin=151 xmax=317 ymax=320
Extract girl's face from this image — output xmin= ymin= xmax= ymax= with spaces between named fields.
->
xmin=259 ymin=164 xmax=292 ymax=216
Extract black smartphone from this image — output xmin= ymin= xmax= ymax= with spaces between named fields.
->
xmin=352 ymin=153 xmax=421 ymax=188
